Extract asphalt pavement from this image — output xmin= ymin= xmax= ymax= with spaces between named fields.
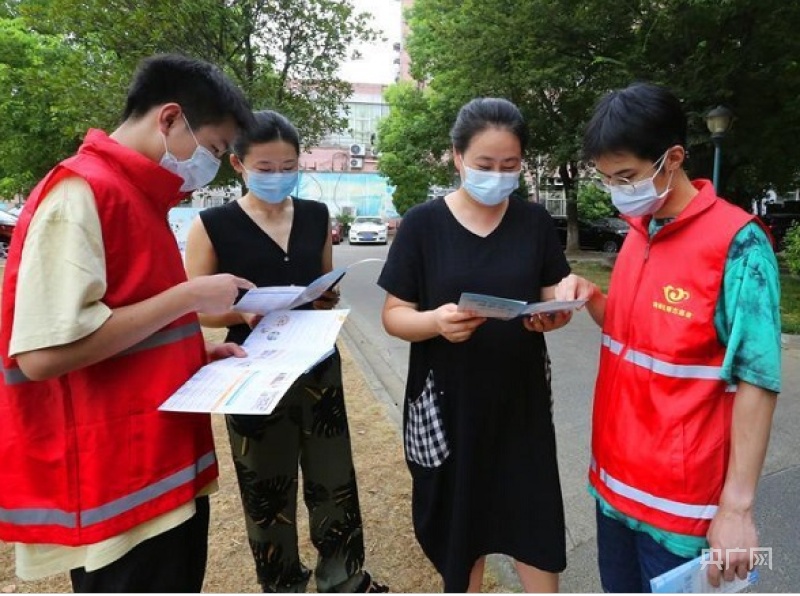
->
xmin=335 ymin=241 xmax=800 ymax=593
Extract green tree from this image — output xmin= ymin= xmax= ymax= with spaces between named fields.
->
xmin=382 ymin=0 xmax=800 ymax=248
xmin=577 ymin=183 xmax=615 ymax=221
xmin=17 ymin=0 xmax=379 ymax=149
xmin=376 ymin=83 xmax=455 ymax=214
xmin=622 ymin=0 xmax=800 ymax=205
xmin=784 ymin=223 xmax=800 ymax=276
xmin=2 ymin=0 xmax=379 ymax=194
xmin=0 ymin=17 xmax=121 ymax=197
xmin=383 ymin=0 xmax=635 ymax=249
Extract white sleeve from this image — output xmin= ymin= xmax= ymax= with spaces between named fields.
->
xmin=9 ymin=177 xmax=112 ymax=356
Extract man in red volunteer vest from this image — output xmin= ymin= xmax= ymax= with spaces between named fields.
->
xmin=0 ymin=54 xmax=255 ymax=592
xmin=558 ymin=83 xmax=781 ymax=591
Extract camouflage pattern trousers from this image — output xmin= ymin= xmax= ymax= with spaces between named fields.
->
xmin=225 ymin=352 xmax=368 ymax=593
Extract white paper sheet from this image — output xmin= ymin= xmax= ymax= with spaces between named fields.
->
xmin=233 ymin=258 xmax=384 ymax=315
xmin=650 ymin=553 xmax=758 ymax=593
xmin=159 ymin=309 xmax=349 ymax=415
xmin=457 ymin=292 xmax=587 ymax=320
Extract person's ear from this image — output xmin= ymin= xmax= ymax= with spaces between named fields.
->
xmin=664 ymin=145 xmax=686 ymax=173
xmin=453 ymin=147 xmax=464 ymax=173
xmin=156 ymin=103 xmax=183 ymax=136
xmin=230 ymin=153 xmax=245 ymax=175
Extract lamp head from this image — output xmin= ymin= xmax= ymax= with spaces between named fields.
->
xmin=706 ymin=105 xmax=734 ymax=139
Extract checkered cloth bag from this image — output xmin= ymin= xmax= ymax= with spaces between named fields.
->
xmin=405 ymin=370 xmax=450 ymax=468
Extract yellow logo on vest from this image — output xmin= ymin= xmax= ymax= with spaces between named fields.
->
xmin=653 ymin=285 xmax=693 ymax=318
xmin=664 ymin=286 xmax=690 ymax=304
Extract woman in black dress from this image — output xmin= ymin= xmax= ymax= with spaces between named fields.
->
xmin=185 ymin=111 xmax=386 ymax=593
xmin=378 ymin=98 xmax=572 ymax=592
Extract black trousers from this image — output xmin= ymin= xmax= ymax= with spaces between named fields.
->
xmin=69 ymin=496 xmax=210 ymax=593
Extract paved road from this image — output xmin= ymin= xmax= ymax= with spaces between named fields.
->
xmin=334 ymin=240 xmax=800 ymax=592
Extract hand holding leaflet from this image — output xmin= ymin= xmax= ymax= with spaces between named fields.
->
xmin=233 ymin=258 xmax=383 ymax=316
xmin=457 ymin=292 xmax=587 ymax=321
xmin=650 ymin=553 xmax=758 ymax=593
xmin=159 ymin=309 xmax=349 ymax=415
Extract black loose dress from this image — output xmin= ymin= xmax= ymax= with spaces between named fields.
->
xmin=377 ymin=197 xmax=570 ymax=592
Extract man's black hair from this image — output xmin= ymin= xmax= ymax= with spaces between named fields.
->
xmin=583 ymin=82 xmax=687 ymax=163
xmin=450 ymin=97 xmax=529 ymax=154
xmin=232 ymin=110 xmax=300 ymax=158
xmin=122 ymin=54 xmax=253 ymax=131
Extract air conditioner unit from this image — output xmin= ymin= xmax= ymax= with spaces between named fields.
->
xmin=350 ymin=143 xmax=366 ymax=157
xmin=369 ymin=147 xmax=380 ymax=158
xmin=349 ymin=157 xmax=364 ymax=169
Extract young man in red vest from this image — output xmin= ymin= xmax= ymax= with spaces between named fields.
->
xmin=0 ymin=54 xmax=255 ymax=592
xmin=557 ymin=83 xmax=781 ymax=591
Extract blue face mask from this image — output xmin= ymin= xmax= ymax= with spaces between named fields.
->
xmin=462 ymin=166 xmax=520 ymax=206
xmin=605 ymin=151 xmax=673 ymax=217
xmin=159 ymin=116 xmax=221 ymax=192
xmin=246 ymin=170 xmax=299 ymax=204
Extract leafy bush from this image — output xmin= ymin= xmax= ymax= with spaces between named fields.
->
xmin=335 ymin=212 xmax=355 ymax=235
xmin=577 ymin=182 xmax=615 ymax=221
xmin=784 ymin=222 xmax=800 ymax=275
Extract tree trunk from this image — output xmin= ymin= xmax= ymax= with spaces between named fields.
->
xmin=560 ymin=162 xmax=580 ymax=254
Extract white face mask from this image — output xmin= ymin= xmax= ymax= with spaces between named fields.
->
xmin=462 ymin=166 xmax=520 ymax=206
xmin=605 ymin=151 xmax=673 ymax=217
xmin=159 ymin=116 xmax=221 ymax=192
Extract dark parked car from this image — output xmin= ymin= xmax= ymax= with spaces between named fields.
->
xmin=553 ymin=216 xmax=629 ymax=253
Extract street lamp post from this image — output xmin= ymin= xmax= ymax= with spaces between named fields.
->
xmin=705 ymin=105 xmax=734 ymax=193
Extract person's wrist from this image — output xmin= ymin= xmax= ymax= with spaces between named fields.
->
xmin=174 ymin=280 xmax=200 ymax=315
xmin=719 ymin=487 xmax=755 ymax=515
xmin=427 ymin=309 xmax=441 ymax=336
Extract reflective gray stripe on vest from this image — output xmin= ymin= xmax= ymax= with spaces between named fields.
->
xmin=0 ymin=506 xmax=77 ymax=528
xmin=1 ymin=362 xmax=29 ymax=386
xmin=591 ymin=457 xmax=718 ymax=520
xmin=601 ymin=334 xmax=624 ymax=355
xmin=117 ymin=321 xmax=202 ymax=358
xmin=601 ymin=333 xmax=724 ymax=381
xmin=81 ymin=450 xmax=216 ymax=526
xmin=1 ymin=322 xmax=201 ymax=387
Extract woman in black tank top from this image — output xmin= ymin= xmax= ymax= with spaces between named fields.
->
xmin=185 ymin=111 xmax=386 ymax=594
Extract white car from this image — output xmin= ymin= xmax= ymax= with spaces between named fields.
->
xmin=348 ymin=216 xmax=388 ymax=245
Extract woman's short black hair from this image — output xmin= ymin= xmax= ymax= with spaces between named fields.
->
xmin=450 ymin=98 xmax=529 ymax=154
xmin=583 ymin=82 xmax=687 ymax=163
xmin=232 ymin=110 xmax=301 ymax=158
xmin=122 ymin=54 xmax=252 ymax=131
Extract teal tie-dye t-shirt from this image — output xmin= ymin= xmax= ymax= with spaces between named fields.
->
xmin=592 ymin=219 xmax=782 ymax=558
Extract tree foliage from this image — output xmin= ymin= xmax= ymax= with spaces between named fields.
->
xmin=784 ymin=223 xmax=800 ymax=276
xmin=379 ymin=0 xmax=800 ymax=248
xmin=0 ymin=17 xmax=121 ymax=197
xmin=376 ymin=83 xmax=454 ymax=214
xmin=1 ymin=0 xmax=378 ymax=195
xmin=577 ymin=183 xmax=615 ymax=222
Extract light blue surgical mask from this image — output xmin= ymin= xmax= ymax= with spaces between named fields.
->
xmin=605 ymin=151 xmax=674 ymax=217
xmin=159 ymin=116 xmax=221 ymax=192
xmin=462 ymin=166 xmax=520 ymax=206
xmin=246 ymin=170 xmax=299 ymax=204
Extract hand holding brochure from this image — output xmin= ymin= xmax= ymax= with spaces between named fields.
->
xmin=650 ymin=553 xmax=758 ymax=593
xmin=457 ymin=292 xmax=587 ymax=321
xmin=234 ymin=258 xmax=383 ymax=316
xmin=159 ymin=309 xmax=349 ymax=415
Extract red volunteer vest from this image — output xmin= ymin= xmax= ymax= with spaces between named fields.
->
xmin=589 ymin=179 xmax=755 ymax=537
xmin=0 ymin=130 xmax=217 ymax=546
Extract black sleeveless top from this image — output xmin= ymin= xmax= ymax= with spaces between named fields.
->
xmin=200 ymin=197 xmax=329 ymax=344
